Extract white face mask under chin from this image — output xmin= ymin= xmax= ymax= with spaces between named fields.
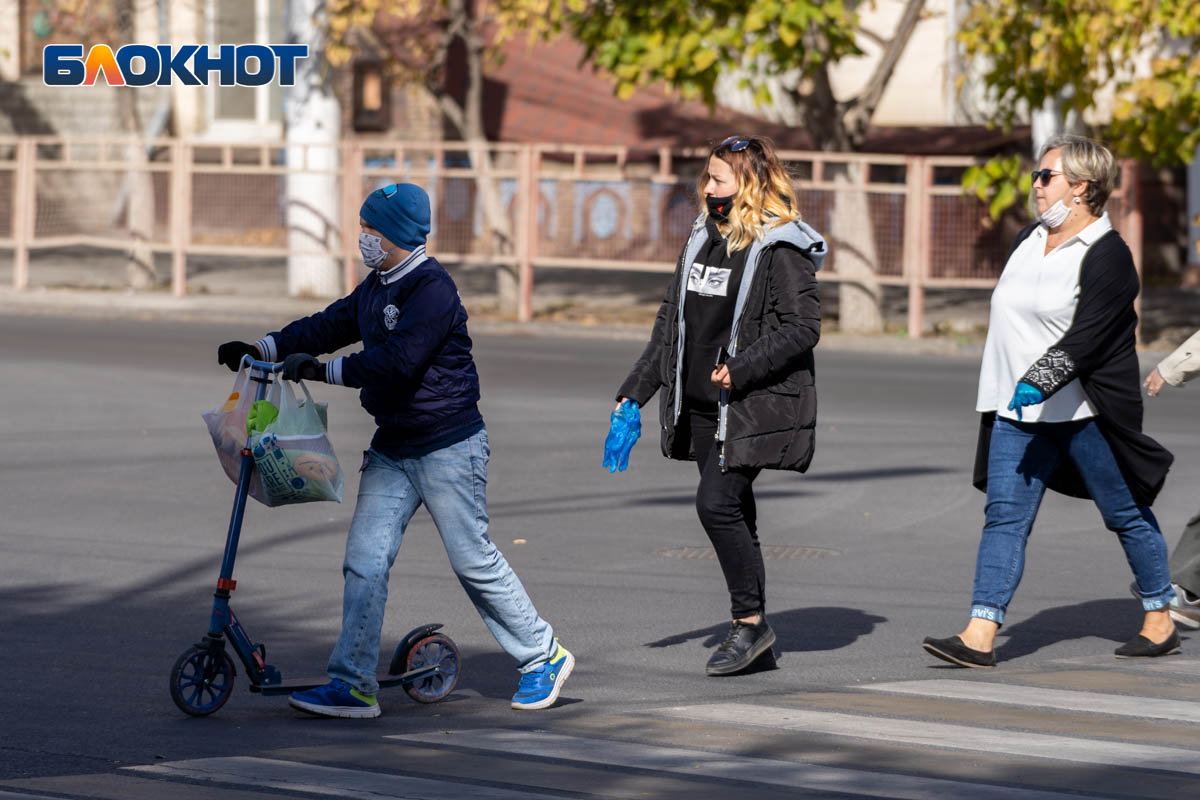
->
xmin=1039 ymin=198 xmax=1072 ymax=228
xmin=358 ymin=232 xmax=393 ymax=269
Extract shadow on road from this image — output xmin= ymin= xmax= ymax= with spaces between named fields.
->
xmin=644 ymin=606 xmax=887 ymax=654
xmin=995 ymin=598 xmax=1142 ymax=660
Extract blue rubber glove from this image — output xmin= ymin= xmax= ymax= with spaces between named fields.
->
xmin=1007 ymin=381 xmax=1044 ymax=421
xmin=603 ymin=399 xmax=641 ymax=473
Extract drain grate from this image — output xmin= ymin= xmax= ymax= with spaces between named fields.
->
xmin=656 ymin=545 xmax=841 ymax=561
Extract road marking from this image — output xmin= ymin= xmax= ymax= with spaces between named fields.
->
xmin=862 ymin=679 xmax=1200 ymax=723
xmin=1050 ymin=655 xmax=1200 ymax=676
xmin=128 ymin=757 xmax=561 ymax=800
xmin=388 ymin=729 xmax=1102 ymax=800
xmin=656 ymin=703 xmax=1200 ymax=776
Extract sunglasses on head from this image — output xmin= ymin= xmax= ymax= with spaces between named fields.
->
xmin=719 ymin=136 xmax=751 ymax=152
xmin=1031 ymin=169 xmax=1063 ymax=187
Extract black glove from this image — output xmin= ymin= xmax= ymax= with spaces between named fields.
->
xmin=281 ymin=353 xmax=324 ymax=382
xmin=217 ymin=341 xmax=259 ymax=372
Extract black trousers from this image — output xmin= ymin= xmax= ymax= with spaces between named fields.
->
xmin=688 ymin=407 xmax=765 ymax=618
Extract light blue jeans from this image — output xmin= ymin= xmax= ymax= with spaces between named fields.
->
xmin=328 ymin=429 xmax=555 ymax=693
xmin=971 ymin=418 xmax=1176 ymax=625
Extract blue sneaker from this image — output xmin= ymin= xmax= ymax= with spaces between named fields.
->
xmin=288 ymin=679 xmax=380 ymax=719
xmin=511 ymin=641 xmax=574 ymax=710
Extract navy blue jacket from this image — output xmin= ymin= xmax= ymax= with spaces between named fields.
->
xmin=257 ymin=254 xmax=482 ymax=453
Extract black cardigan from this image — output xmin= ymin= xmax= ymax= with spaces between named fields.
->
xmin=972 ymin=223 xmax=1173 ymax=507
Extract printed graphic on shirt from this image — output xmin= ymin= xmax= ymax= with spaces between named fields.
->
xmin=687 ymin=263 xmax=732 ymax=297
xmin=383 ymin=304 xmax=400 ymax=331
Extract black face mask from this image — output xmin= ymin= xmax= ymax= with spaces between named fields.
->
xmin=705 ymin=194 xmax=734 ymax=222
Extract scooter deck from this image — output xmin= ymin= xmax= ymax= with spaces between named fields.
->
xmin=249 ymin=669 xmax=434 ymax=696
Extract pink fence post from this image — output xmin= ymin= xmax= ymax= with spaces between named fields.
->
xmin=516 ymin=144 xmax=537 ymax=323
xmin=904 ymin=155 xmax=929 ymax=339
xmin=170 ymin=139 xmax=191 ymax=297
xmin=1121 ymin=159 xmax=1144 ymax=344
xmin=13 ymin=138 xmax=33 ymax=290
xmin=342 ymin=141 xmax=363 ymax=295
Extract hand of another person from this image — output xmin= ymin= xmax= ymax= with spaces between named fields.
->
xmin=603 ymin=398 xmax=641 ymax=473
xmin=1007 ymin=381 xmax=1045 ymax=421
xmin=217 ymin=341 xmax=260 ymax=372
xmin=1144 ymin=367 xmax=1166 ymax=397
xmin=710 ymin=364 xmax=733 ymax=390
xmin=281 ymin=353 xmax=324 ymax=382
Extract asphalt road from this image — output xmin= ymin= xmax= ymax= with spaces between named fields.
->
xmin=1 ymin=311 xmax=1199 ymax=798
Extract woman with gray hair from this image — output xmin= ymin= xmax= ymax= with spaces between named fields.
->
xmin=923 ymin=134 xmax=1179 ymax=668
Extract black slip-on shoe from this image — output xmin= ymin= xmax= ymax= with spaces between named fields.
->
xmin=706 ymin=619 xmax=777 ymax=676
xmin=1114 ymin=630 xmax=1181 ymax=658
xmin=922 ymin=635 xmax=996 ymax=668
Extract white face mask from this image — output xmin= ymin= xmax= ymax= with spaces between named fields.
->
xmin=1039 ymin=199 xmax=1072 ymax=229
xmin=358 ymin=232 xmax=392 ymax=269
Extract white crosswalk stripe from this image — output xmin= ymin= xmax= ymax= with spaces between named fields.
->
xmin=128 ymin=757 xmax=564 ymax=800
xmin=862 ymin=678 xmax=1200 ymax=723
xmin=35 ymin=674 xmax=1200 ymax=799
xmin=389 ymin=729 xmax=1102 ymax=800
xmin=657 ymin=702 xmax=1200 ymax=776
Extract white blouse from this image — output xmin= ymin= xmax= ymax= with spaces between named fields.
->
xmin=976 ymin=213 xmax=1113 ymax=422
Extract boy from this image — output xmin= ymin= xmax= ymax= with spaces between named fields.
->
xmin=217 ymin=183 xmax=572 ymax=718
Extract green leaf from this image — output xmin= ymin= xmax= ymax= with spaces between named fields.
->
xmin=990 ymin=182 xmax=1017 ymax=220
xmin=693 ymin=47 xmax=718 ymax=72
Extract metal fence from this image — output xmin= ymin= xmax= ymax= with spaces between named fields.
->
xmin=0 ymin=137 xmax=1143 ymax=337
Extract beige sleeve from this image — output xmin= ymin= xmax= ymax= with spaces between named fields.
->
xmin=1157 ymin=329 xmax=1200 ymax=386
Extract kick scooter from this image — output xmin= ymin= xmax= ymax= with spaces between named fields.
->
xmin=170 ymin=357 xmax=460 ymax=716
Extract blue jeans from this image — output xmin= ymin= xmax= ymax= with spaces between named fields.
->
xmin=971 ymin=418 xmax=1175 ymax=625
xmin=328 ymin=429 xmax=555 ymax=693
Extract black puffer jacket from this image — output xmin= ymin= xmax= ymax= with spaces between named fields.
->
xmin=618 ymin=216 xmax=825 ymax=472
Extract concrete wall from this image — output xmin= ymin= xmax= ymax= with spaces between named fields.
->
xmin=0 ymin=81 xmax=161 ymax=136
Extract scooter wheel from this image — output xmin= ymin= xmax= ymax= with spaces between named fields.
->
xmin=402 ymin=633 xmax=459 ymax=704
xmin=170 ymin=644 xmax=236 ymax=716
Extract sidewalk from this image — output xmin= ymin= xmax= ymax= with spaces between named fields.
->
xmin=1 ymin=250 xmax=1195 ymax=357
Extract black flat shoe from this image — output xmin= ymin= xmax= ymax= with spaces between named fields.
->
xmin=1114 ymin=630 xmax=1181 ymax=658
xmin=706 ymin=619 xmax=776 ymax=676
xmin=922 ymin=635 xmax=996 ymax=668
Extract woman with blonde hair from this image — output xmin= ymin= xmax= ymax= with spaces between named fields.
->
xmin=923 ymin=134 xmax=1178 ymax=668
xmin=607 ymin=135 xmax=827 ymax=675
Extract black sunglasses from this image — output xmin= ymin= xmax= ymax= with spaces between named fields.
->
xmin=718 ymin=136 xmax=751 ymax=152
xmin=1031 ymin=169 xmax=1063 ymax=187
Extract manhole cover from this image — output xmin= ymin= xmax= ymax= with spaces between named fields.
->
xmin=655 ymin=545 xmax=841 ymax=561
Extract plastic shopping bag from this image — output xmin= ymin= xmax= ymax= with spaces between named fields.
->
xmin=202 ymin=363 xmax=267 ymax=502
xmin=247 ymin=378 xmax=344 ymax=507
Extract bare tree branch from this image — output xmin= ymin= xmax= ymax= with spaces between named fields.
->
xmin=439 ymin=93 xmax=467 ymax=136
xmin=847 ymin=0 xmax=926 ymax=128
xmin=856 ymin=26 xmax=887 ymax=47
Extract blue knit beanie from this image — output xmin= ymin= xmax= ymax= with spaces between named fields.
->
xmin=360 ymin=183 xmax=431 ymax=251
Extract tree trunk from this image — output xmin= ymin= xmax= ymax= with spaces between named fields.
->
xmin=792 ymin=68 xmax=884 ymax=334
xmin=446 ymin=0 xmax=518 ymax=315
xmin=285 ymin=0 xmax=342 ymax=298
xmin=116 ymin=88 xmax=156 ymax=289
xmin=830 ymin=162 xmax=884 ymax=334
xmin=114 ymin=0 xmax=156 ymax=289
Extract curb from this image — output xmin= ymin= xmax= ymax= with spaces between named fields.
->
xmin=0 ymin=286 xmax=1173 ymax=359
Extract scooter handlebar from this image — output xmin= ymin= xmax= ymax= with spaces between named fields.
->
xmin=240 ymin=354 xmax=284 ymax=374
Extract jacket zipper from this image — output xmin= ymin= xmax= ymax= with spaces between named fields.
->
xmin=717 ymin=247 xmax=768 ymax=473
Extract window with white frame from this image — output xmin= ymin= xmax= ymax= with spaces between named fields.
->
xmin=205 ymin=0 xmax=284 ymax=138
